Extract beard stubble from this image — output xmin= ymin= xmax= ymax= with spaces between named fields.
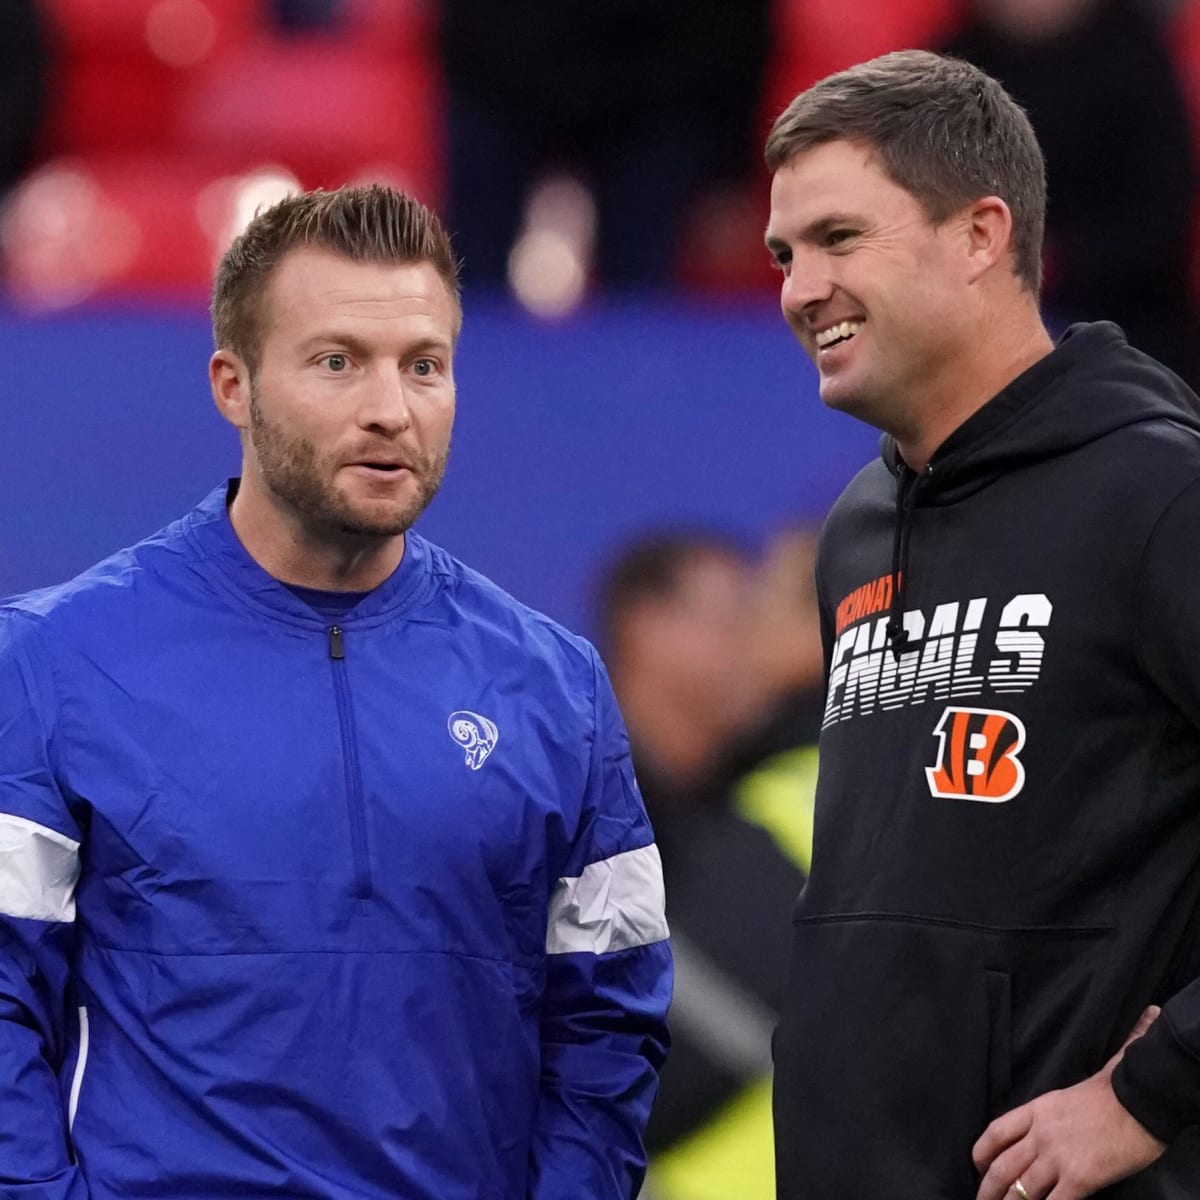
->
xmin=248 ymin=388 xmax=448 ymax=538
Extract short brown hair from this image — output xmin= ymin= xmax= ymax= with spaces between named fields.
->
xmin=765 ymin=50 xmax=1046 ymax=294
xmin=211 ymin=184 xmax=461 ymax=372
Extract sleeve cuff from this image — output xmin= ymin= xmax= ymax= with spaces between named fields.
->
xmin=1111 ymin=1013 xmax=1200 ymax=1143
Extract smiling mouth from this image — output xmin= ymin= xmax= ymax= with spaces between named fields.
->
xmin=815 ymin=320 xmax=863 ymax=350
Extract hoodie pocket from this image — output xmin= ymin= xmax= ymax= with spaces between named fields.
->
xmin=773 ymin=914 xmax=1114 ymax=1199
xmin=774 ymin=916 xmax=1003 ymax=1198
xmin=985 ymin=968 xmax=1013 ymax=1117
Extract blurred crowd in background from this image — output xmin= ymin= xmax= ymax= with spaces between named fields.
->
xmin=4 ymin=0 xmax=1200 ymax=368
xmin=4 ymin=1 xmax=1200 ymax=1195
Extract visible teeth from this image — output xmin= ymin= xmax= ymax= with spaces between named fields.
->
xmin=815 ymin=320 xmax=863 ymax=348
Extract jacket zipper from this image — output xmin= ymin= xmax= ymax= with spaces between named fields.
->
xmin=328 ymin=625 xmax=373 ymax=900
xmin=68 ymin=1005 xmax=89 ymax=1134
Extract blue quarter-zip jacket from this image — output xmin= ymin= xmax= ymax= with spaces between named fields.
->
xmin=0 ymin=483 xmax=672 ymax=1199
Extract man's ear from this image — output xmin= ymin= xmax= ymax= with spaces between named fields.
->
xmin=210 ymin=349 xmax=251 ymax=431
xmin=962 ymin=195 xmax=1014 ymax=285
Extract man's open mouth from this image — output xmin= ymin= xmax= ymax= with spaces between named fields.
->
xmin=815 ymin=321 xmax=863 ymax=350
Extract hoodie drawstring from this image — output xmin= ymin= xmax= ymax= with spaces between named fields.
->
xmin=886 ymin=465 xmax=923 ymax=659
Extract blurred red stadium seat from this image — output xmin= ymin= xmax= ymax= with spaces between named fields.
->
xmin=40 ymin=0 xmax=254 ymax=54
xmin=674 ymin=180 xmax=780 ymax=294
xmin=1168 ymin=0 xmax=1200 ymax=300
xmin=39 ymin=0 xmax=257 ymax=155
xmin=1173 ymin=1 xmax=1200 ymax=144
xmin=0 ymin=153 xmax=303 ymax=308
xmin=11 ymin=0 xmax=446 ymax=303
xmin=46 ymin=57 xmax=180 ymax=154
xmin=176 ymin=34 xmax=442 ymax=201
xmin=36 ymin=0 xmax=441 ymax=200
xmin=763 ymin=0 xmax=963 ymax=122
xmin=337 ymin=0 xmax=437 ymax=54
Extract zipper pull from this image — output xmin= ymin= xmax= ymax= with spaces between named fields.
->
xmin=329 ymin=625 xmax=345 ymax=660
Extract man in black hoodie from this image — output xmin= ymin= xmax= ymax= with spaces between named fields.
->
xmin=764 ymin=50 xmax=1200 ymax=1200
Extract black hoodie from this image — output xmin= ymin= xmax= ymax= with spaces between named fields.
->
xmin=773 ymin=324 xmax=1200 ymax=1198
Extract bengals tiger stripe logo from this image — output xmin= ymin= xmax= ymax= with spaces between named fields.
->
xmin=925 ymin=707 xmax=1026 ymax=803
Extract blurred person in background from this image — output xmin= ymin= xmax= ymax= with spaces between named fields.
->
xmin=437 ymin=0 xmax=771 ymax=289
xmin=765 ymin=49 xmax=1200 ymax=1199
xmin=0 ymin=0 xmax=48 ymax=199
xmin=737 ymin=526 xmax=827 ymax=782
xmin=0 ymin=184 xmax=670 ymax=1199
xmin=944 ymin=0 xmax=1200 ymax=385
xmin=598 ymin=528 xmax=823 ymax=1200
xmin=268 ymin=0 xmax=345 ymax=33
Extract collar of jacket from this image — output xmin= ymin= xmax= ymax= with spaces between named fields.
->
xmin=877 ymin=320 xmax=1200 ymax=657
xmin=178 ymin=480 xmax=441 ymax=630
xmin=879 ymin=320 xmax=1200 ymax=506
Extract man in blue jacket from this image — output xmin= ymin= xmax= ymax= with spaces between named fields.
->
xmin=0 ymin=184 xmax=672 ymax=1199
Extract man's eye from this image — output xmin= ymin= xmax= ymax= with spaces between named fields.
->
xmin=827 ymin=229 xmax=856 ymax=246
xmin=323 ymin=354 xmax=349 ymax=372
xmin=413 ymin=359 xmax=436 ymax=377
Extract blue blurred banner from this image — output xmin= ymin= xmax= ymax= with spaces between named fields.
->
xmin=1 ymin=298 xmax=877 ymax=637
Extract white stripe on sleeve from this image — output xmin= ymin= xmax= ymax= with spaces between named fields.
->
xmin=546 ymin=843 xmax=669 ymax=955
xmin=0 ymin=812 xmax=81 ymax=922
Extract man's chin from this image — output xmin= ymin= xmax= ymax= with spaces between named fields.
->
xmin=335 ymin=508 xmax=421 ymax=539
xmin=323 ymin=483 xmax=434 ymax=539
xmin=818 ymin=372 xmax=880 ymax=423
xmin=818 ymin=380 xmax=862 ymax=415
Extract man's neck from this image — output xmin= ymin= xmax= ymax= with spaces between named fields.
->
xmin=228 ymin=484 xmax=405 ymax=592
xmin=895 ymin=309 xmax=1054 ymax=472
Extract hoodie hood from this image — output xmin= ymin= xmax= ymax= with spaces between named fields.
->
xmin=880 ymin=322 xmax=1200 ymax=655
xmin=881 ymin=322 xmax=1200 ymax=504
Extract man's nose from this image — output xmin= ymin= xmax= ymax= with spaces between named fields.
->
xmin=359 ymin=368 xmax=413 ymax=433
xmin=780 ymin=250 xmax=833 ymax=319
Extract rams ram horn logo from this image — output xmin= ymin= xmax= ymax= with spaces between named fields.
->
xmin=447 ymin=710 xmax=500 ymax=770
